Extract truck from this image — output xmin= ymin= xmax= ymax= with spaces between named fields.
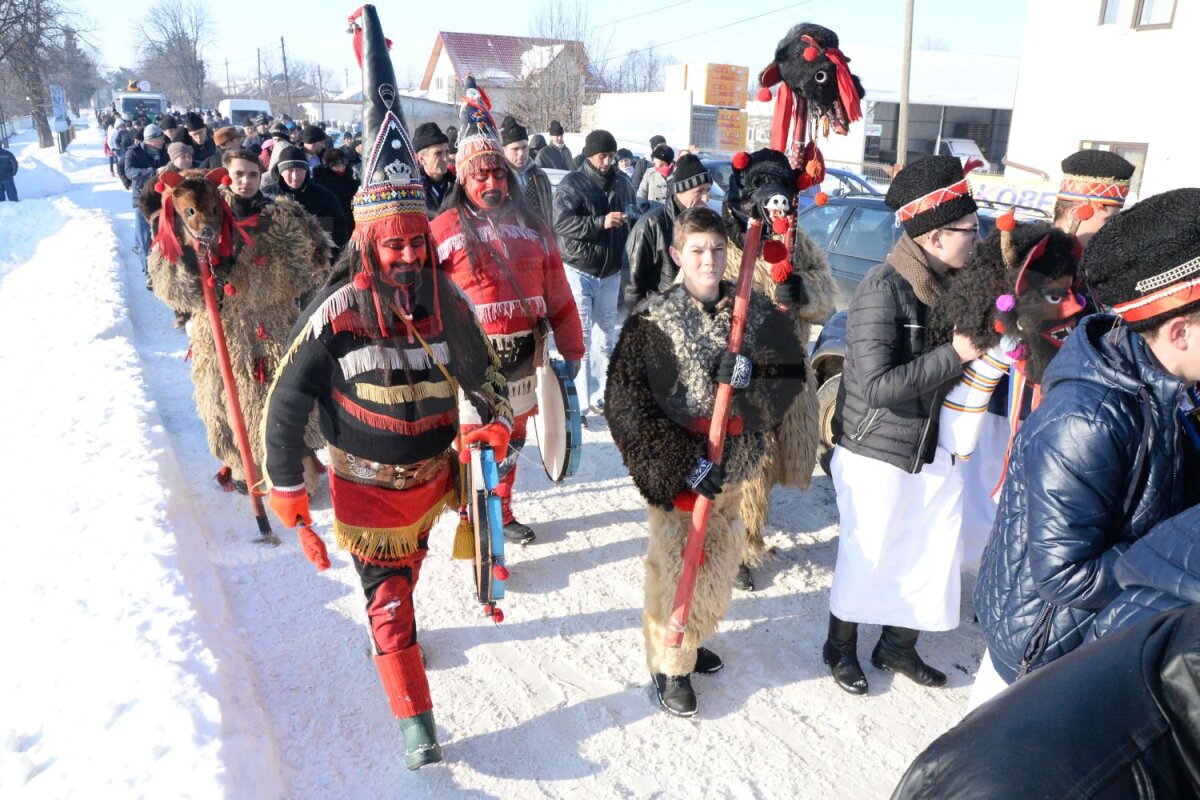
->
xmin=218 ymin=99 xmax=271 ymax=126
xmin=112 ymin=91 xmax=169 ymax=121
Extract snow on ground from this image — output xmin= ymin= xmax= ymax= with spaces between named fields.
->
xmin=1 ymin=123 xmax=986 ymax=799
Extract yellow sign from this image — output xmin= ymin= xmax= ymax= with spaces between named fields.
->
xmin=715 ymin=109 xmax=747 ymax=152
xmin=702 ymin=64 xmax=749 ymax=108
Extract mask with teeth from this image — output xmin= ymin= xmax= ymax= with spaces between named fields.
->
xmin=1005 ymin=235 xmax=1087 ymax=383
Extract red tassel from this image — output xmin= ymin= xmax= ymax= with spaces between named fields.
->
xmin=798 ymin=173 xmax=814 ymax=191
xmin=354 ymin=272 xmax=372 ymax=290
xmin=756 ymin=87 xmax=772 ymax=103
xmin=772 ymin=217 xmax=790 ymax=235
xmin=1075 ymin=204 xmax=1095 ymax=221
xmin=223 ymin=283 xmax=236 ymax=297
xmin=255 ymin=357 xmax=269 ymax=384
xmin=154 ymin=181 xmax=164 ymax=193
xmin=255 ymin=323 xmax=269 ymax=341
xmin=152 ymin=193 xmax=184 ymax=265
xmin=732 ymin=151 xmax=750 ymax=170
xmin=762 ymin=240 xmax=788 ymax=264
xmin=253 ymin=255 xmax=267 ymax=266
xmin=770 ymin=261 xmax=792 ymax=284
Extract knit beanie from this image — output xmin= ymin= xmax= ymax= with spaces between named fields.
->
xmin=185 ymin=111 xmax=205 ymax=132
xmin=583 ymin=129 xmax=618 ymax=157
xmin=167 ymin=142 xmax=193 ymax=161
xmin=500 ymin=115 xmax=528 ymax=146
xmin=275 ymin=145 xmax=308 ymax=172
xmin=671 ymin=153 xmax=712 ymax=192
xmin=649 ymin=134 xmax=666 ymax=149
xmin=885 ymin=155 xmax=978 ymax=239
xmin=159 ymin=114 xmax=178 ymax=132
xmin=412 ymin=122 xmax=448 ymax=153
xmin=142 ymin=124 xmax=164 ymax=141
xmin=549 ymin=120 xmax=564 ymax=136
xmin=1082 ymin=188 xmax=1200 ymax=327
xmin=300 ymin=125 xmax=326 ymax=145
xmin=651 ymin=143 xmax=675 ymax=163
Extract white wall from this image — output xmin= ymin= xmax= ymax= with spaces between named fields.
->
xmin=584 ymin=91 xmax=695 ymax=151
xmin=1006 ymin=0 xmax=1198 ymax=198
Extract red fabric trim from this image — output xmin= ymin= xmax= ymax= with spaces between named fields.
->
xmin=1057 ymin=176 xmax=1129 ymax=202
xmin=329 ymin=467 xmax=453 ymax=529
xmin=769 ymin=82 xmax=800 ymax=156
xmin=895 ymin=178 xmax=971 ymax=222
xmin=1113 ymin=280 xmax=1200 ymax=323
xmin=373 ymin=645 xmax=432 ymax=718
xmin=153 ymin=193 xmax=184 ymax=264
xmin=333 ymin=388 xmax=457 ymax=435
xmin=673 ymin=491 xmax=698 ymax=513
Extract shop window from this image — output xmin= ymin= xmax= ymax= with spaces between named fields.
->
xmin=1099 ymin=0 xmax=1176 ymax=28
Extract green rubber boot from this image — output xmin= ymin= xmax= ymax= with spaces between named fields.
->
xmin=400 ymin=710 xmax=443 ymax=770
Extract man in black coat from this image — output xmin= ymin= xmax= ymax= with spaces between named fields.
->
xmin=0 ymin=144 xmax=18 ymax=201
xmin=266 ymin=144 xmax=349 ymax=252
xmin=124 ymin=123 xmax=169 ymax=287
xmin=534 ymin=120 xmax=573 ymax=171
xmin=823 ymin=155 xmax=982 ymax=697
xmin=411 ymin=121 xmax=454 ymax=217
xmin=552 ymin=128 xmax=635 ymax=418
xmin=311 ymin=148 xmax=356 ymax=237
xmin=183 ymin=111 xmax=217 ymax=167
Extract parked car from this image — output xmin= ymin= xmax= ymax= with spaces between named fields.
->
xmin=799 ymin=168 xmax=882 ymax=208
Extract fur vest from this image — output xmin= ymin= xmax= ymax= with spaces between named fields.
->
xmin=608 ymin=282 xmax=808 ymax=509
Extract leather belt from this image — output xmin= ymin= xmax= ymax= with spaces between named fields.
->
xmin=327 ymin=445 xmax=452 ymax=490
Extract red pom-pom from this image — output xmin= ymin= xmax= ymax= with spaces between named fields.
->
xmin=223 ymin=283 xmax=236 ymax=297
xmin=756 ymin=87 xmax=773 ymax=103
xmin=253 ymin=255 xmax=267 ymax=266
xmin=803 ymin=46 xmax=819 ymax=62
xmin=762 ymin=239 xmax=788 ymax=264
xmin=770 ymin=261 xmax=792 ymax=284
xmin=814 ymin=192 xmax=829 ymax=206
xmin=221 ymin=175 xmax=232 ymax=186
xmin=255 ymin=323 xmax=269 ymax=341
xmin=206 ymin=276 xmax=216 ymax=288
xmin=353 ymin=272 xmax=372 ymax=290
xmin=772 ymin=217 xmax=790 ymax=235
xmin=154 ymin=181 xmax=164 ymax=193
xmin=1075 ymin=203 xmax=1095 ymax=221
xmin=488 ymin=606 xmax=505 ymax=623
xmin=797 ymin=173 xmax=814 ymax=191
xmin=997 ymin=209 xmax=1017 ymax=232
xmin=492 ymin=565 xmax=510 ymax=581
xmin=731 ymin=151 xmax=750 ymax=170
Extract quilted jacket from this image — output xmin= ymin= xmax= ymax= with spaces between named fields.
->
xmin=1091 ymin=505 xmax=1200 ymax=640
xmin=976 ymin=314 xmax=1193 ymax=684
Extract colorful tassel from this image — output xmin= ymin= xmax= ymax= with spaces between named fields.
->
xmin=452 ymin=513 xmax=475 ymax=560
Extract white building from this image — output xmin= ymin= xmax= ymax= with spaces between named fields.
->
xmin=1005 ymin=0 xmax=1191 ymax=198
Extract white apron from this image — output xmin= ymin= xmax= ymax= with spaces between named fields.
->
xmin=829 ymin=444 xmax=964 ymax=631
xmin=959 ymin=412 xmax=1009 ymax=573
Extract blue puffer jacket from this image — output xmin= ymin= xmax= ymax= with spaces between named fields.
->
xmin=1090 ymin=505 xmax=1200 ymax=640
xmin=976 ymin=314 xmax=1192 ymax=684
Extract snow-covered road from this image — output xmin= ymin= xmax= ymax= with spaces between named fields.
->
xmin=2 ymin=124 xmax=986 ymax=799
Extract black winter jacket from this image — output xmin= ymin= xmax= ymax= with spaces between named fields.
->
xmin=976 ymin=314 xmax=1193 ymax=684
xmin=893 ymin=606 xmax=1200 ymax=800
xmin=420 ymin=167 xmax=454 ymax=219
xmin=1091 ymin=505 xmax=1200 ymax=640
xmin=831 ymin=254 xmax=963 ymax=472
xmin=265 ymin=171 xmax=349 ymax=250
xmin=534 ymin=142 xmax=572 ymax=171
xmin=625 ymin=197 xmax=679 ymax=307
xmin=552 ymin=160 xmax=635 ymax=279
xmin=123 ymin=142 xmax=168 ymax=208
xmin=0 ymin=147 xmax=17 ymax=180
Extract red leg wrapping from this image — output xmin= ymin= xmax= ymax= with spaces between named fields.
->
xmin=365 ymin=556 xmax=426 ymax=654
xmin=373 ymin=643 xmax=433 ymax=719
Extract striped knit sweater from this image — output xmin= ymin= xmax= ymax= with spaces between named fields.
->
xmin=263 ymin=273 xmax=511 ymax=489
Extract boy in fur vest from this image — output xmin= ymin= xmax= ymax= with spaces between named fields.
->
xmin=607 ymin=206 xmax=808 ymax=717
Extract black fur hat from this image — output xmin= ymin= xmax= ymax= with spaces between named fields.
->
xmin=549 ymin=120 xmax=564 ymax=136
xmin=1058 ymin=149 xmax=1136 ymax=206
xmin=500 ymin=115 xmax=528 ymax=146
xmin=885 ymin=155 xmax=977 ymax=239
xmin=411 ymin=122 xmax=448 ymax=153
xmin=185 ymin=111 xmax=205 ymax=132
xmin=1082 ymin=188 xmax=1200 ymax=328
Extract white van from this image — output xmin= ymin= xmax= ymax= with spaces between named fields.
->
xmin=218 ymin=99 xmax=271 ymax=126
xmin=937 ymin=138 xmax=991 ymax=172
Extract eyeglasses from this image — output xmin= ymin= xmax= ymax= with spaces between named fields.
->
xmin=941 ymin=226 xmax=979 ymax=234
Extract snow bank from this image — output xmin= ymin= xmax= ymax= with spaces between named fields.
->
xmin=0 ymin=129 xmax=282 ymax=799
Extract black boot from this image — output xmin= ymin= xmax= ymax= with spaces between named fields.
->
xmin=693 ymin=647 xmax=723 ymax=674
xmin=822 ymin=613 xmax=868 ymax=695
xmin=503 ymin=520 xmax=535 ymax=544
xmin=734 ymin=562 xmax=755 ymax=592
xmin=871 ymin=626 xmax=946 ymax=687
xmin=652 ymin=672 xmax=697 ymax=717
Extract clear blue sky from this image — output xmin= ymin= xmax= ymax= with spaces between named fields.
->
xmin=78 ymin=0 xmax=1028 ymax=95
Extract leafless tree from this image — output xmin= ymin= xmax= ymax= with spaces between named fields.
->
xmin=609 ymin=43 xmax=670 ymax=94
xmin=135 ymin=0 xmax=211 ymax=107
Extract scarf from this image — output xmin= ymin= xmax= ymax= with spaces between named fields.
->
xmin=886 ymin=233 xmax=947 ymax=307
xmin=656 ymin=163 xmax=673 ymax=179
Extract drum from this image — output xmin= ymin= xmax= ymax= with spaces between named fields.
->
xmin=533 ymin=359 xmax=582 ymax=482
xmin=467 ymin=446 xmax=506 ymax=607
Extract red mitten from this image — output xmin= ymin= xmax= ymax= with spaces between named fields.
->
xmin=269 ymin=486 xmax=311 ymax=528
xmin=459 ymin=422 xmax=511 ymax=462
xmin=298 ymin=524 xmax=331 ymax=572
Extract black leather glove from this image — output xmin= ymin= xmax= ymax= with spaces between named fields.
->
xmin=715 ymin=351 xmax=753 ymax=391
xmin=686 ymin=457 xmax=725 ymax=500
xmin=774 ymin=274 xmax=808 ymax=307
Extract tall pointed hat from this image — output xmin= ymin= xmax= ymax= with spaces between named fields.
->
xmin=454 ymin=74 xmax=504 ymax=173
xmin=347 ymin=5 xmax=426 ymax=237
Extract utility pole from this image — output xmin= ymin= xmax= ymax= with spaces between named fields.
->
xmin=225 ymin=58 xmax=231 ymax=96
xmin=317 ymin=65 xmax=325 ymax=123
xmin=344 ymin=68 xmax=350 ymax=93
xmin=280 ymin=37 xmax=294 ymax=118
xmin=257 ymin=48 xmax=263 ymax=99
xmin=896 ymin=0 xmax=914 ymax=171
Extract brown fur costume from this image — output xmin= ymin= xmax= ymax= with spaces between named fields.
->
xmin=148 ymin=183 xmax=332 ymax=487
xmin=725 ymin=227 xmax=833 ymax=566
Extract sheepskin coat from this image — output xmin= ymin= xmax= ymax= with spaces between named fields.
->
xmin=149 ymin=190 xmax=332 ymax=484
xmin=724 ymin=226 xmax=833 ymax=563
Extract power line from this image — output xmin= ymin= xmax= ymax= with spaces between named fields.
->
xmin=596 ymin=2 xmax=814 ymax=65
xmin=588 ymin=0 xmax=693 ymax=31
